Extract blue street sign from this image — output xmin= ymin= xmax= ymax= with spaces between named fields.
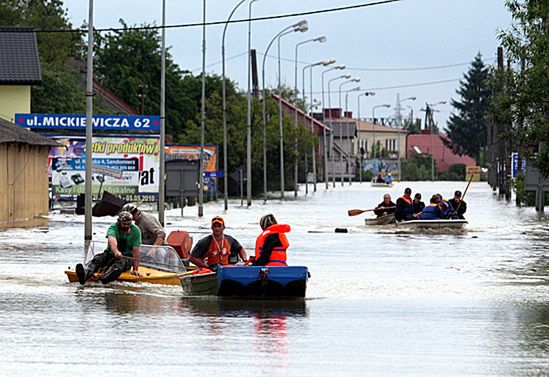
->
xmin=15 ymin=113 xmax=160 ymax=131
xmin=512 ymin=152 xmax=526 ymax=178
xmin=204 ymin=171 xmax=224 ymax=178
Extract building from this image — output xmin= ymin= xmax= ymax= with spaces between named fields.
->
xmin=0 ymin=27 xmax=42 ymax=123
xmin=406 ymin=132 xmax=476 ymax=173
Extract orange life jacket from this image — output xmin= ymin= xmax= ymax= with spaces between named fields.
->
xmin=254 ymin=224 xmax=290 ymax=266
xmin=399 ymin=195 xmax=412 ymax=205
xmin=203 ymin=236 xmax=232 ymax=266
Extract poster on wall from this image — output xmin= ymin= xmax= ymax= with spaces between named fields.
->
xmin=362 ymin=158 xmax=400 ymax=181
xmin=50 ymin=136 xmax=160 ymax=202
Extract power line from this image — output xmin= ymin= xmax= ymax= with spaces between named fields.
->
xmin=8 ymin=0 xmax=400 ymax=34
xmin=361 ymin=78 xmax=461 ymax=91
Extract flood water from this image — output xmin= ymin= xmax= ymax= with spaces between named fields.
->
xmin=1 ymin=181 xmax=549 ymax=376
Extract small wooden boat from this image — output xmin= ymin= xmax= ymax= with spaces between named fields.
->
xmin=371 ymin=181 xmax=394 ymax=188
xmin=65 ymin=244 xmax=189 ymax=286
xmin=395 ymin=219 xmax=468 ymax=230
xmin=180 ymin=265 xmax=309 ymax=298
xmin=364 ymin=213 xmax=395 ymax=225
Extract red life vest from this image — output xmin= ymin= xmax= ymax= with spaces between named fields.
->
xmin=203 ymin=236 xmax=232 ymax=265
xmin=399 ymin=195 xmax=412 ymax=205
xmin=254 ymin=224 xmax=290 ymax=266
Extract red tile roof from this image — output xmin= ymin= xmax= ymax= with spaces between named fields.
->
xmin=271 ymin=93 xmax=330 ymax=134
xmin=406 ymin=133 xmax=476 ymax=172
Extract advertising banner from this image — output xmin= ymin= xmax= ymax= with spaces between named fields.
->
xmin=50 ymin=136 xmax=160 ymax=202
xmin=165 ymin=145 xmax=218 ymax=195
xmin=15 ymin=113 xmax=160 ymax=131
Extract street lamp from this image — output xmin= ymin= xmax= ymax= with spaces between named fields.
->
xmin=338 ymin=77 xmax=361 ymax=185
xmin=293 ymin=36 xmax=326 ymax=197
xmin=372 ymin=104 xmax=391 ymax=159
xmin=262 ymin=20 xmax=308 ymax=202
xmin=328 ymin=74 xmax=351 ymax=187
xmin=307 ymin=58 xmax=335 ymax=193
xmin=321 ymin=64 xmax=345 ymax=189
xmin=222 ymin=0 xmax=247 ymax=211
xmin=426 ymin=100 xmax=446 ymax=181
xmin=246 ymin=0 xmax=259 ymax=207
xmin=395 ymin=95 xmax=416 ymax=181
xmin=199 ymin=0 xmax=207 ymax=217
xmin=357 ymin=91 xmax=375 ymax=184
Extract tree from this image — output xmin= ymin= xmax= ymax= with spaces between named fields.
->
xmin=497 ymin=0 xmax=549 ymax=175
xmin=445 ymin=53 xmax=491 ymax=163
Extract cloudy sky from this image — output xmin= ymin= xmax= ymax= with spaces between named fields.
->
xmin=63 ymin=0 xmax=512 ymax=129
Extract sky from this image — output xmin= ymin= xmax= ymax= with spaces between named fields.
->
xmin=62 ymin=0 xmax=513 ymax=129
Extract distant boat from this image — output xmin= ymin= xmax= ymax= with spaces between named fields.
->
xmin=180 ymin=265 xmax=309 ymax=298
xmin=371 ymin=181 xmax=394 ymax=187
xmin=364 ymin=213 xmax=395 ymax=225
xmin=395 ymin=219 xmax=467 ymax=230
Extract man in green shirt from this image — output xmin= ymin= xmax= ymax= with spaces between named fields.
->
xmin=76 ymin=211 xmax=142 ymax=285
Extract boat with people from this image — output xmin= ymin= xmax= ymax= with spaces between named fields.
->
xmin=364 ymin=213 xmax=395 ymax=225
xmin=180 ymin=265 xmax=309 ymax=298
xmin=371 ymin=182 xmax=394 ymax=188
xmin=65 ymin=243 xmax=190 ymax=286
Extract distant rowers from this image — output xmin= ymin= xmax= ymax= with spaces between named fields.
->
xmin=374 ymin=194 xmax=396 ymax=218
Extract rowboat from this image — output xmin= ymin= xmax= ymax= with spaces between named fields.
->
xmin=395 ymin=219 xmax=468 ymax=230
xmin=364 ymin=213 xmax=395 ymax=225
xmin=371 ymin=181 xmax=394 ymax=188
xmin=65 ymin=244 xmax=189 ymax=286
xmin=180 ymin=265 xmax=309 ymax=298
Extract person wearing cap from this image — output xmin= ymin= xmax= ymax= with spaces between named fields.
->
xmin=75 ymin=211 xmax=142 ymax=285
xmin=121 ymin=203 xmax=166 ymax=246
xmin=188 ymin=216 xmax=247 ymax=271
xmin=448 ymin=190 xmax=467 ymax=219
xmin=373 ymin=194 xmax=396 ymax=217
xmin=395 ymin=187 xmax=414 ymax=222
xmin=251 ymin=214 xmax=290 ymax=266
xmin=412 ymin=193 xmax=425 ymax=218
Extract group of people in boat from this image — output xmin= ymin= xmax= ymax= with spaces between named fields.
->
xmin=374 ymin=187 xmax=467 ymax=222
xmin=374 ymin=171 xmax=393 ymax=185
xmin=74 ymin=203 xmax=289 ymax=284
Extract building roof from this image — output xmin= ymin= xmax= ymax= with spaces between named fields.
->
xmin=355 ymin=119 xmax=408 ymax=133
xmin=272 ymin=93 xmax=330 ymax=133
xmin=0 ymin=27 xmax=42 ymax=85
xmin=0 ymin=118 xmax=57 ymax=146
xmin=406 ymin=133 xmax=476 ymax=172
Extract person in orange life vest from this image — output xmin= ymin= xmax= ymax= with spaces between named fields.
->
xmin=395 ymin=187 xmax=414 ymax=221
xmin=251 ymin=214 xmax=290 ymax=266
xmin=188 ymin=216 xmax=247 ymax=271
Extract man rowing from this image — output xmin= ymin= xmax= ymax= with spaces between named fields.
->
xmin=448 ymin=190 xmax=467 ymax=219
xmin=374 ymin=194 xmax=396 ymax=218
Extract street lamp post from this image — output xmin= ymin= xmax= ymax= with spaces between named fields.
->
xmin=344 ymin=86 xmax=360 ymax=185
xmin=294 ymin=36 xmax=326 ymax=197
xmin=321 ymin=65 xmax=346 ymax=189
xmin=372 ymin=104 xmax=391 ymax=159
xmin=327 ymin=74 xmax=351 ymax=187
xmin=357 ymin=91 xmax=375 ymax=184
xmin=246 ymin=0 xmax=258 ymax=207
xmin=338 ymin=77 xmax=361 ymax=186
xmin=261 ymin=20 xmax=308 ymax=202
xmin=426 ymin=100 xmax=446 ymax=181
xmin=395 ymin=95 xmax=416 ymax=181
xmin=199 ymin=0 xmax=206 ymax=217
xmin=222 ymin=0 xmax=247 ymax=211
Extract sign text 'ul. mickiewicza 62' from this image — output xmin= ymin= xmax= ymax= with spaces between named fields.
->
xmin=15 ymin=114 xmax=160 ymax=131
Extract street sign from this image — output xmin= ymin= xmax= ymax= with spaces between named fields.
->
xmin=204 ymin=171 xmax=224 ymax=178
xmin=511 ymin=152 xmax=526 ymax=178
xmin=15 ymin=113 xmax=160 ymax=131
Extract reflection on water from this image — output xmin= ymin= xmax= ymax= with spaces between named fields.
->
xmin=2 ymin=182 xmax=549 ymax=376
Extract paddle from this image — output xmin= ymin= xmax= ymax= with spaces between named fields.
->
xmin=348 ymin=206 xmax=395 ymax=216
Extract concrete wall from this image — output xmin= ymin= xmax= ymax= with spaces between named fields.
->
xmin=0 ymin=86 xmax=31 ymax=122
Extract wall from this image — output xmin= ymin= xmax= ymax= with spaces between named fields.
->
xmin=0 ymin=86 xmax=31 ymax=122
xmin=0 ymin=143 xmax=49 ymax=228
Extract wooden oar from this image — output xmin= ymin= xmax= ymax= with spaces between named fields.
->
xmin=348 ymin=206 xmax=395 ymax=216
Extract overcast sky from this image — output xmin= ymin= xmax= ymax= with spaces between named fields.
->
xmin=63 ymin=0 xmax=512 ymax=129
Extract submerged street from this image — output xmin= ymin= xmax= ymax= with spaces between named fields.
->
xmin=1 ymin=181 xmax=548 ymax=376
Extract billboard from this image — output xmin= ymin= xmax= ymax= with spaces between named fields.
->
xmin=50 ymin=136 xmax=160 ymax=202
xmin=15 ymin=113 xmax=160 ymax=131
xmin=362 ymin=158 xmax=400 ymax=181
xmin=165 ymin=145 xmax=218 ymax=195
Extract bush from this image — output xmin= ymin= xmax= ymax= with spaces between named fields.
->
xmin=441 ymin=164 xmax=466 ymax=181
xmin=402 ymin=155 xmax=434 ymax=181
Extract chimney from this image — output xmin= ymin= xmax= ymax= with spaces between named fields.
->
xmin=344 ymin=111 xmax=353 ymax=118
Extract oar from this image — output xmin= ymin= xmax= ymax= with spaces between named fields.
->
xmin=454 ymin=173 xmax=474 ymax=215
xmin=348 ymin=206 xmax=395 ymax=216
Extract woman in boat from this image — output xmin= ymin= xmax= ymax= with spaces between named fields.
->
xmin=188 ymin=216 xmax=247 ymax=271
xmin=412 ymin=193 xmax=425 ymax=218
xmin=374 ymin=194 xmax=396 ymax=217
xmin=395 ymin=187 xmax=414 ymax=221
xmin=251 ymin=214 xmax=290 ymax=266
